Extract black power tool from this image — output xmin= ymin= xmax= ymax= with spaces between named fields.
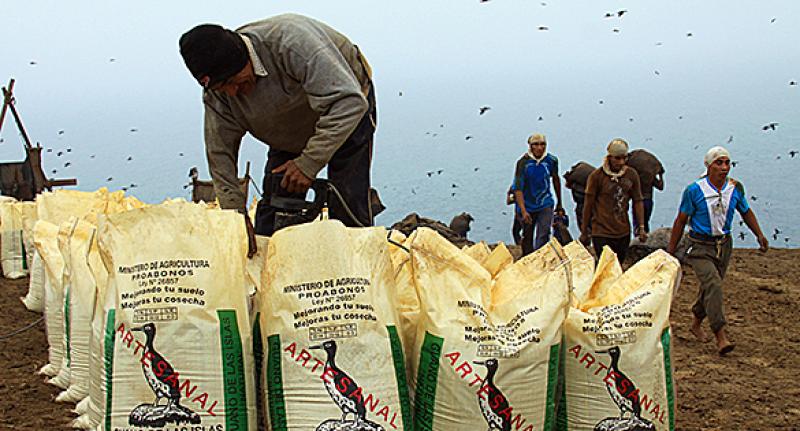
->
xmin=266 ymin=173 xmax=331 ymax=231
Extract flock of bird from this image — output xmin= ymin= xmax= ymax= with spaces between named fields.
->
xmin=4 ymin=5 xmax=797 ymax=244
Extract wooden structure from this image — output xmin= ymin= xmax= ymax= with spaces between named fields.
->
xmin=0 ymin=78 xmax=76 ymax=200
xmin=191 ymin=161 xmax=251 ymax=205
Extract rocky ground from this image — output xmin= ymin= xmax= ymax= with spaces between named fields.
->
xmin=1 ymin=248 xmax=798 ymax=430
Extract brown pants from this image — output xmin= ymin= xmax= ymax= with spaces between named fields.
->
xmin=687 ymin=236 xmax=733 ymax=333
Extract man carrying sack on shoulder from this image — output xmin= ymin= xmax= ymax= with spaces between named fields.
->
xmin=667 ymin=146 xmax=768 ymax=356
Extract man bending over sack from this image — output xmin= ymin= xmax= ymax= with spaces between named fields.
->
xmin=179 ymin=14 xmax=376 ymax=256
xmin=667 ymin=146 xmax=768 ymax=356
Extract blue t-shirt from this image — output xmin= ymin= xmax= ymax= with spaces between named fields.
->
xmin=679 ymin=177 xmax=750 ymax=236
xmin=513 ymin=153 xmax=558 ymax=213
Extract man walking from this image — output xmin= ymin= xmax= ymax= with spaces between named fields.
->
xmin=667 ymin=146 xmax=768 ymax=356
xmin=579 ymin=139 xmax=647 ymax=262
xmin=627 ymin=149 xmax=665 ymax=233
xmin=179 ymin=14 xmax=376 ymax=255
xmin=513 ymin=133 xmax=562 ymax=255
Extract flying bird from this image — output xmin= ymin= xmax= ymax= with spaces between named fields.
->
xmin=751 ymin=195 xmax=758 ymax=201
xmin=46 ymin=148 xmax=52 ymax=152
xmin=58 ymin=130 xmax=64 ymax=135
xmin=654 ymin=70 xmax=660 ymax=75
xmin=790 ymin=81 xmax=797 ymax=86
xmin=64 ymin=162 xmax=71 ymax=168
xmin=426 ymin=171 xmax=433 ymax=177
xmin=109 ymin=58 xmax=116 ymax=62
xmin=612 ymin=28 xmax=620 ymax=33
xmin=738 ymin=232 xmax=746 ymax=240
xmin=66 ymin=148 xmax=71 ymax=152
xmin=29 ymin=61 xmax=37 ymax=66
xmin=538 ymin=116 xmax=543 ymax=121
xmin=437 ymin=169 xmax=444 ymax=175
xmin=617 ymin=10 xmax=627 ymax=17
xmin=686 ymin=32 xmax=693 ymax=37
xmin=127 ymin=156 xmax=133 ymax=161
xmin=178 ymin=152 xmax=184 ymax=157
xmin=598 ymin=100 xmax=604 ymax=104
xmin=465 ymin=135 xmax=474 ymax=141
xmin=789 ymin=150 xmax=798 ymax=157
xmin=771 ymin=18 xmax=776 ymax=23
xmin=474 ymin=167 xmax=479 ymax=172
xmin=130 ymin=127 xmax=138 ymax=132
xmin=479 ymin=106 xmax=491 ymax=115
xmin=731 ymin=161 xmax=739 ymax=167
xmin=762 ymin=122 xmax=778 ymax=131
xmin=604 ymin=12 xmax=614 ymax=18
xmin=106 ymin=177 xmax=113 ymax=182
xmin=57 ymin=151 xmax=63 ymax=157
xmin=398 ymin=91 xmax=403 ymax=96
xmin=727 ymin=135 xmax=734 ymax=144
xmin=538 ymin=26 xmax=549 ymax=31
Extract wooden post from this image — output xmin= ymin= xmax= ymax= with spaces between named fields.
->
xmin=1 ymin=79 xmax=34 ymax=150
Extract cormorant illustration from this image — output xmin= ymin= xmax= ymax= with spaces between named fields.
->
xmin=132 ymin=323 xmax=182 ymax=409
xmin=474 ymin=359 xmax=511 ymax=431
xmin=311 ymin=340 xmax=367 ymax=425
xmin=596 ymin=346 xmax=641 ymax=419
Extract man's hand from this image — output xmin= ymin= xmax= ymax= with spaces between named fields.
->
xmin=757 ymin=234 xmax=769 ymax=252
xmin=521 ymin=210 xmax=532 ymax=225
xmin=244 ymin=213 xmax=257 ymax=259
xmin=272 ymin=160 xmax=313 ymax=194
xmin=579 ymin=232 xmax=591 ymax=246
xmin=636 ymin=226 xmax=648 ymax=243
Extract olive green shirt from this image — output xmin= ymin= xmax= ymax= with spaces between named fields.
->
xmin=203 ymin=14 xmax=372 ymax=211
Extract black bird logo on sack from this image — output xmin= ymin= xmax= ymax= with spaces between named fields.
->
xmin=594 ymin=346 xmax=655 ymax=431
xmin=128 ymin=322 xmax=201 ymax=428
xmin=474 ymin=358 xmax=514 ymax=431
xmin=310 ymin=339 xmax=385 ymax=431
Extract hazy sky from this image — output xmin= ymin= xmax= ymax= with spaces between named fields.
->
xmin=1 ymin=1 xmax=798 ymax=243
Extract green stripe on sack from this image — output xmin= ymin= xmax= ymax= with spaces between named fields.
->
xmin=103 ymin=309 xmax=116 ymax=430
xmin=661 ymin=327 xmax=676 ymax=431
xmin=387 ymin=326 xmax=413 ymax=428
xmin=543 ymin=343 xmax=561 ymax=431
xmin=266 ymin=334 xmax=287 ymax=431
xmin=20 ymin=233 xmax=27 ymax=270
xmin=253 ymin=313 xmax=266 ymax=431
xmin=413 ymin=332 xmax=443 ymax=431
xmin=217 ymin=310 xmax=249 ymax=429
xmin=555 ymin=341 xmax=567 ymax=431
xmin=64 ymin=287 xmax=71 ymax=364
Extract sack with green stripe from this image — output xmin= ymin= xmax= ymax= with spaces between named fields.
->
xmin=0 ymin=200 xmax=28 ymax=279
xmin=408 ymin=229 xmax=570 ymax=431
xmin=259 ymin=219 xmax=412 ymax=431
xmin=560 ymin=246 xmax=679 ymax=431
xmin=96 ymin=201 xmax=256 ymax=430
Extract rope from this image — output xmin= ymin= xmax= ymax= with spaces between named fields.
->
xmin=0 ymin=315 xmax=44 ymax=340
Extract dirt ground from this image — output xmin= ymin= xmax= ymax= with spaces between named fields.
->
xmin=1 ymin=249 xmax=798 ymax=430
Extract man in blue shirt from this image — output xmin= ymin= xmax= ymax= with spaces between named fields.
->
xmin=513 ymin=133 xmax=562 ymax=255
xmin=667 ymin=146 xmax=768 ymax=356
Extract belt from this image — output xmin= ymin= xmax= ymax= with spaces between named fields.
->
xmin=689 ymin=231 xmax=729 ymax=242
xmin=688 ymin=231 xmax=730 ymax=259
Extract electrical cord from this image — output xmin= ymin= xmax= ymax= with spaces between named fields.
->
xmin=324 ymin=181 xmax=409 ymax=253
xmin=0 ymin=315 xmax=44 ymax=340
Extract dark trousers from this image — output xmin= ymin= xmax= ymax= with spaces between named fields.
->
xmin=633 ymin=198 xmax=654 ymax=233
xmin=521 ymin=207 xmax=554 ymax=256
xmin=254 ymin=85 xmax=377 ymax=236
xmin=687 ymin=236 xmax=732 ymax=333
xmin=591 ymin=235 xmax=631 ymax=263
xmin=511 ymin=216 xmax=523 ymax=245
